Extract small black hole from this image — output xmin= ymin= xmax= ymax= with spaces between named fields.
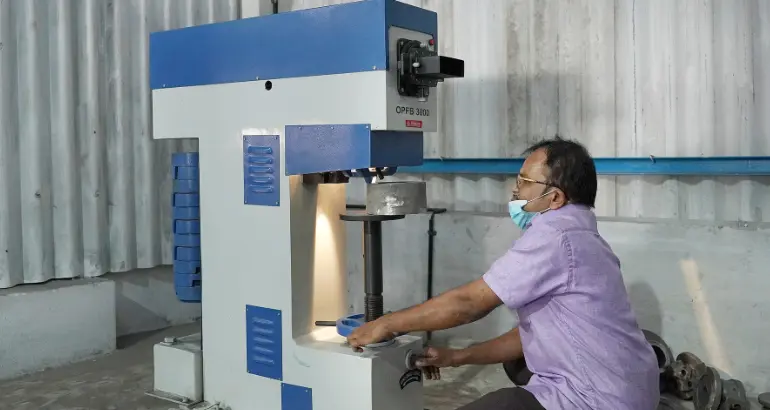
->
xmin=265 ymin=81 xmax=273 ymax=90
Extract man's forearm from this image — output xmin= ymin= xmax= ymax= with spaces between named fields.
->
xmin=383 ymin=281 xmax=497 ymax=334
xmin=453 ymin=328 xmax=523 ymax=366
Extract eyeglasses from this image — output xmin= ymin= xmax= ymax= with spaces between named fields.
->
xmin=516 ymin=175 xmax=551 ymax=188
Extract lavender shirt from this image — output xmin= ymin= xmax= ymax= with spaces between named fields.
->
xmin=483 ymin=204 xmax=659 ymax=410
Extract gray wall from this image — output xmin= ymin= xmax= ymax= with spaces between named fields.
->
xmin=345 ymin=213 xmax=770 ymax=396
xmin=3 ymin=0 xmax=770 ymax=289
xmin=0 ymin=0 xmax=239 ymax=289
xmin=0 ymin=267 xmax=201 ymax=380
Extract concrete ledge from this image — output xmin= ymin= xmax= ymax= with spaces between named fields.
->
xmin=0 ymin=278 xmax=116 ymax=380
xmin=112 ymin=267 xmax=201 ymax=337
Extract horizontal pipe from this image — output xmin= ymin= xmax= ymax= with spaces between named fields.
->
xmin=398 ymin=157 xmax=770 ymax=176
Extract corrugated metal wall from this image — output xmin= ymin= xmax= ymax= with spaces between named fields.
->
xmin=0 ymin=0 xmax=238 ymax=288
xmin=375 ymin=0 xmax=770 ymax=221
xmin=0 ymin=0 xmax=768 ymax=288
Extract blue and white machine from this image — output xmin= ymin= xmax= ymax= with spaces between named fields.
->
xmin=149 ymin=1 xmax=463 ymax=409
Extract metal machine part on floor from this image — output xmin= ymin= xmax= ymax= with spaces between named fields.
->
xmin=146 ymin=1 xmax=464 ymax=409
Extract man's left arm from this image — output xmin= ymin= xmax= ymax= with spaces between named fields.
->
xmin=347 ymin=225 xmax=567 ymax=347
xmin=382 ymin=278 xmax=502 ymax=334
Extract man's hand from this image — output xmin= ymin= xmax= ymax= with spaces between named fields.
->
xmin=415 ymin=346 xmax=459 ymax=368
xmin=346 ymin=317 xmax=393 ymax=350
xmin=415 ymin=346 xmax=459 ymax=380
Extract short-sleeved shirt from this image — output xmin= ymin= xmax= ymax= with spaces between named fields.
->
xmin=483 ymin=204 xmax=660 ymax=410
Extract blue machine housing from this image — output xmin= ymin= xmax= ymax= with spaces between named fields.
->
xmin=150 ymin=0 xmax=437 ymax=179
xmin=149 ymin=0 xmax=437 ymax=89
xmin=284 ymin=124 xmax=423 ymax=176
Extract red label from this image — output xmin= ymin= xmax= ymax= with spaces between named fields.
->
xmin=405 ymin=120 xmax=423 ymax=128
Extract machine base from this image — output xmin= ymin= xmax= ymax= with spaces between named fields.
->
xmin=151 ymin=333 xmax=203 ymax=405
xmin=292 ymin=327 xmax=426 ymax=410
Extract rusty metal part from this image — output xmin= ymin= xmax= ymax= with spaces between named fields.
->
xmin=759 ymin=392 xmax=770 ymax=409
xmin=643 ymin=329 xmax=674 ymax=374
xmin=718 ymin=379 xmax=749 ymax=410
xmin=658 ymin=395 xmax=688 ymax=410
xmin=694 ymin=367 xmax=722 ymax=410
xmin=366 ymin=181 xmax=427 ymax=215
xmin=666 ymin=352 xmax=706 ymax=399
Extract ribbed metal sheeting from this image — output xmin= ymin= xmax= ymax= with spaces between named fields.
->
xmin=290 ymin=0 xmax=770 ymax=222
xmin=2 ymin=0 xmax=770 ymax=288
xmin=0 ymin=0 xmax=238 ymax=289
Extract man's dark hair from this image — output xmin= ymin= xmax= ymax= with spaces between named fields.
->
xmin=523 ymin=135 xmax=597 ymax=208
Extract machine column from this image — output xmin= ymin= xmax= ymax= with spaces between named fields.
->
xmin=340 ymin=213 xmax=405 ymax=323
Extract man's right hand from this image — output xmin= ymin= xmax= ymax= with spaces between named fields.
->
xmin=416 ymin=346 xmax=459 ymax=368
xmin=416 ymin=346 xmax=460 ymax=380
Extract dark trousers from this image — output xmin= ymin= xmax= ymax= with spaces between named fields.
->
xmin=456 ymin=357 xmax=546 ymax=410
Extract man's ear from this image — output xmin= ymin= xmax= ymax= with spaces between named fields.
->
xmin=551 ymin=189 xmax=568 ymax=209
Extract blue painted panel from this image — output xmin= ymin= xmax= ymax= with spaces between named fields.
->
xmin=246 ymin=305 xmax=283 ymax=381
xmin=176 ymin=286 xmax=202 ymax=303
xmin=173 ymin=166 xmax=199 ymax=180
xmin=370 ymin=131 xmax=423 ymax=168
xmin=282 ymin=383 xmax=312 ymax=410
xmin=172 ymin=152 xmax=201 ymax=304
xmin=173 ymin=207 xmax=200 ymax=220
xmin=174 ymin=234 xmax=201 ymax=247
xmin=174 ymin=260 xmax=201 ymax=275
xmin=173 ymin=193 xmax=200 ymax=207
xmin=175 ymin=246 xmax=201 ymax=261
xmin=244 ymin=135 xmax=281 ymax=206
xmin=174 ymin=179 xmax=200 ymax=193
xmin=149 ymin=0 xmax=438 ymax=89
xmin=175 ymin=273 xmax=202 ymax=287
xmin=386 ymin=0 xmax=437 ymax=40
xmin=398 ymin=156 xmax=770 ymax=176
xmin=172 ymin=152 xmax=199 ymax=167
xmin=285 ymin=124 xmax=423 ymax=175
xmin=174 ymin=220 xmax=201 ymax=234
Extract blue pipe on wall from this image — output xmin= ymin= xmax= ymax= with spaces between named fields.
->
xmin=398 ymin=156 xmax=770 ymax=176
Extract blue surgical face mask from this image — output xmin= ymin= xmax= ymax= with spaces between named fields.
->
xmin=508 ymin=191 xmax=555 ymax=230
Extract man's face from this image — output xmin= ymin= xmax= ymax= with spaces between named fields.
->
xmin=512 ymin=148 xmax=566 ymax=212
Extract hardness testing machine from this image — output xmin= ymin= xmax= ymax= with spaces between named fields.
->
xmin=149 ymin=1 xmax=464 ymax=409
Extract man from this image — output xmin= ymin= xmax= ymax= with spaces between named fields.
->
xmin=347 ymin=137 xmax=660 ymax=409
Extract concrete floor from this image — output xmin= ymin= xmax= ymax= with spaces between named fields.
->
xmin=0 ymin=323 xmax=708 ymax=410
xmin=0 ymin=323 xmax=509 ymax=410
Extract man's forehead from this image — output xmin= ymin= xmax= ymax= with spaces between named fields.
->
xmin=521 ymin=149 xmax=548 ymax=178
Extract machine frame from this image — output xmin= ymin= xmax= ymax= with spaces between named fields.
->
xmin=149 ymin=1 xmax=463 ymax=409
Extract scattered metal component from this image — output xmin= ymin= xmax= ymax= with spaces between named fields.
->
xmin=144 ymin=389 xmax=202 ymax=408
xmin=405 ymin=350 xmax=419 ymax=370
xmin=666 ymin=352 xmax=706 ymax=399
xmin=658 ymin=395 xmax=688 ymax=410
xmin=694 ymin=367 xmax=722 ymax=410
xmin=718 ymin=379 xmax=749 ymax=410
xmin=366 ymin=181 xmax=427 ymax=215
xmin=759 ymin=392 xmax=770 ymax=409
xmin=643 ymin=329 xmax=674 ymax=374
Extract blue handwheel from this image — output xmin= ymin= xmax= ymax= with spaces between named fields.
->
xmin=336 ymin=313 xmax=365 ymax=337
